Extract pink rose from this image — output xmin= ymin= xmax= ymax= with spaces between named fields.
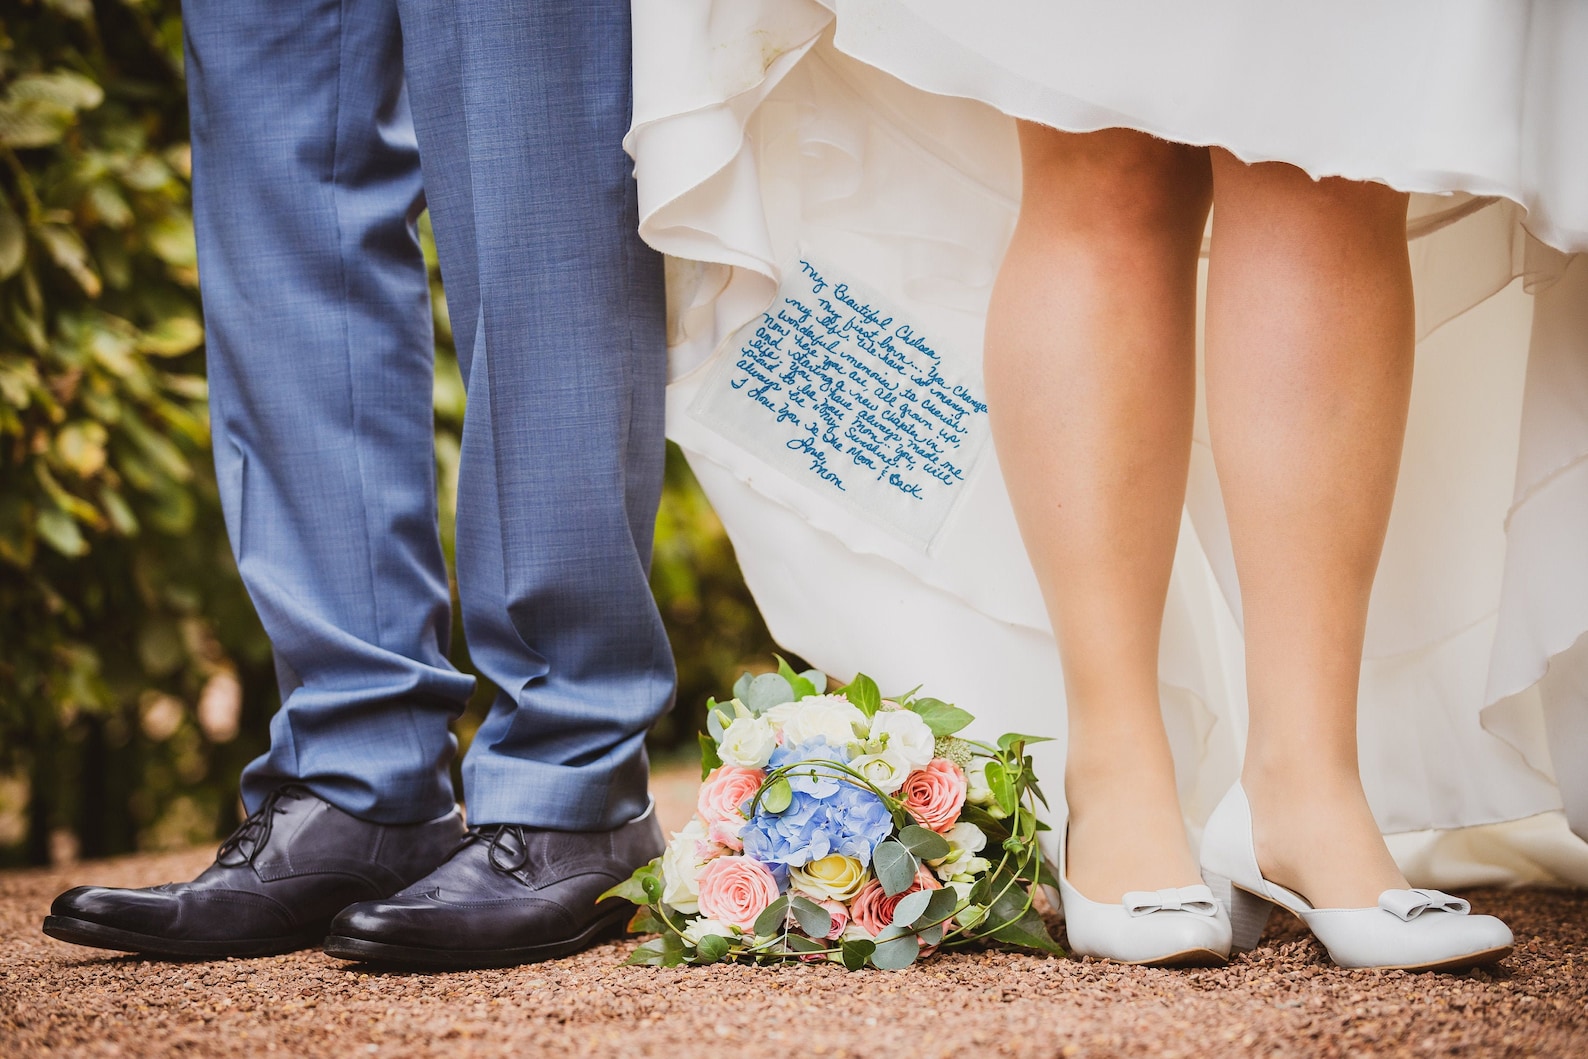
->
xmin=698 ymin=766 xmax=765 ymax=850
xmin=695 ymin=836 xmax=732 ymax=862
xmin=902 ymin=758 xmax=967 ymax=833
xmin=848 ymin=867 xmax=942 ymax=937
xmin=816 ymin=897 xmax=849 ymax=940
xmin=696 ymin=856 xmax=780 ymax=930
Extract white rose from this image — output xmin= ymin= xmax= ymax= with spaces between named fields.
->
xmin=865 ymin=710 xmax=936 ymax=771
xmin=661 ymin=818 xmax=709 ymax=913
xmin=850 ymin=748 xmax=912 ymax=794
xmin=718 ymin=715 xmax=776 ymax=768
xmin=760 ymin=700 xmax=801 ymax=734
xmin=779 ymin=695 xmax=868 ymax=748
xmin=681 ymin=917 xmax=736 ymax=946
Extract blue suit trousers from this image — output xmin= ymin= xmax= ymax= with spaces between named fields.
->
xmin=184 ymin=0 xmax=672 ymax=830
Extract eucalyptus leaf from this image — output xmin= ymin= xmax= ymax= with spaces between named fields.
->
xmin=789 ymin=895 xmax=833 ymax=939
xmin=872 ymin=839 xmax=917 ymax=896
xmin=784 ymin=934 xmax=827 ymax=954
xmin=922 ymin=886 xmax=960 ymax=925
xmin=733 ymin=671 xmax=754 ymax=700
xmin=743 ymin=672 xmax=796 ymax=712
xmin=908 ymin=697 xmax=973 ymax=737
xmin=897 ymin=824 xmax=951 ymax=860
xmin=870 ymin=929 xmax=921 ymax=970
xmin=752 ymin=896 xmax=791 ymax=938
xmin=799 ymin=669 xmax=827 ymax=694
xmin=889 ymin=888 xmax=932 ymax=929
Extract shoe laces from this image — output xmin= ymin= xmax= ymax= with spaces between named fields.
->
xmin=469 ymin=824 xmax=531 ymax=873
xmin=215 ymin=785 xmax=302 ymax=867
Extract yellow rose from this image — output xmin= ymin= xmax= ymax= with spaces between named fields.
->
xmin=790 ymin=854 xmax=868 ymax=903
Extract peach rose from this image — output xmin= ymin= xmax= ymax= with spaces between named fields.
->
xmin=696 ymin=856 xmax=780 ymax=931
xmin=697 ymin=766 xmax=765 ymax=850
xmin=901 ymin=758 xmax=967 ymax=833
xmin=848 ymin=867 xmax=942 ymax=937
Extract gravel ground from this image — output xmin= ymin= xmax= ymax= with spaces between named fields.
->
xmin=3 ymin=773 xmax=1585 ymax=1058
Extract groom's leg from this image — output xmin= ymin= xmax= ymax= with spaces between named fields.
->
xmin=319 ymin=0 xmax=668 ymax=968
xmin=187 ymin=0 xmax=474 ymax=823
xmin=36 ymin=0 xmax=476 ymax=958
xmin=398 ymin=0 xmax=673 ymax=831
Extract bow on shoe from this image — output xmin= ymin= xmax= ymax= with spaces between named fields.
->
xmin=1123 ymin=885 xmax=1219 ymax=917
xmin=1378 ymin=888 xmax=1471 ymax=921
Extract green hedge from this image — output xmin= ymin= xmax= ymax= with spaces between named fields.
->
xmin=0 ymin=0 xmax=775 ymax=866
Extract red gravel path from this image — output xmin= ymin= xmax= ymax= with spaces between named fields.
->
xmin=2 ymin=776 xmax=1584 ymax=1058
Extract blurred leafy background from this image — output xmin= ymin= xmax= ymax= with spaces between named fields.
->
xmin=0 ymin=0 xmax=777 ymax=867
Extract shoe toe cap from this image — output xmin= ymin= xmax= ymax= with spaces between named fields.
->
xmin=52 ymin=885 xmax=176 ymax=928
xmin=329 ymin=898 xmax=411 ymax=939
xmin=1067 ymin=907 xmax=1232 ymax=965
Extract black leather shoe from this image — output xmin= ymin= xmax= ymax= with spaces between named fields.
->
xmin=323 ymin=804 xmax=664 ymax=969
xmin=42 ymin=786 xmax=465 ymax=958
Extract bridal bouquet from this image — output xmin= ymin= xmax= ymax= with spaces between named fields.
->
xmin=604 ymin=659 xmax=1063 ymax=969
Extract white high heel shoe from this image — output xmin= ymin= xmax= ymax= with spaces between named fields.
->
xmin=1057 ymin=817 xmax=1232 ymax=966
xmin=1200 ymin=783 xmax=1514 ymax=971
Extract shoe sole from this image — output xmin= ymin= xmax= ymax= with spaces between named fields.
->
xmin=1130 ymin=947 xmax=1229 ymax=968
xmin=321 ymin=906 xmax=630 ymax=970
xmin=1366 ymin=945 xmax=1514 ymax=973
xmin=42 ymin=915 xmax=325 ymax=959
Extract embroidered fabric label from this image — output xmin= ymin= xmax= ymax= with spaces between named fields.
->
xmin=688 ymin=256 xmax=989 ymax=549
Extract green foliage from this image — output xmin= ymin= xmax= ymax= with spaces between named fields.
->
xmin=1 ymin=0 xmax=273 ymax=865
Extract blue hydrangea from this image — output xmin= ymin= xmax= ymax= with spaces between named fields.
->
xmin=770 ymin=735 xmax=851 ymax=798
xmin=742 ymin=736 xmax=896 ymax=868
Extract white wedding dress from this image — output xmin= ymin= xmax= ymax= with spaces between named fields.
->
xmin=629 ymin=0 xmax=1588 ymax=887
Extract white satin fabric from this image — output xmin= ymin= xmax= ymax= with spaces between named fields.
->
xmin=630 ymin=1 xmax=1588 ymax=886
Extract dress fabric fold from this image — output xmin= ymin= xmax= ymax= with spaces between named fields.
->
xmin=630 ymin=0 xmax=1588 ymax=886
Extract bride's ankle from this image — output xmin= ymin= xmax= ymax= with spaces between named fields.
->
xmin=1236 ymin=763 xmax=1408 ymax=906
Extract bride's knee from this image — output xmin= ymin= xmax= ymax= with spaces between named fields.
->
xmin=1015 ymin=123 xmax=1213 ymax=240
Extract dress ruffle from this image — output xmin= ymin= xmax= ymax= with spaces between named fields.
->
xmin=631 ymin=0 xmax=1588 ymax=885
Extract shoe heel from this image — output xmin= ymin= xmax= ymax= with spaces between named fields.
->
xmin=1207 ymin=873 xmax=1272 ymax=954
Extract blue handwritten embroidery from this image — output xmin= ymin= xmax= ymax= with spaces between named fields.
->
xmin=714 ymin=259 xmax=989 ymax=517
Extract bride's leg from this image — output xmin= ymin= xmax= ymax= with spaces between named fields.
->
xmin=1204 ymin=151 xmax=1412 ymax=907
xmin=985 ymin=124 xmax=1210 ymax=900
